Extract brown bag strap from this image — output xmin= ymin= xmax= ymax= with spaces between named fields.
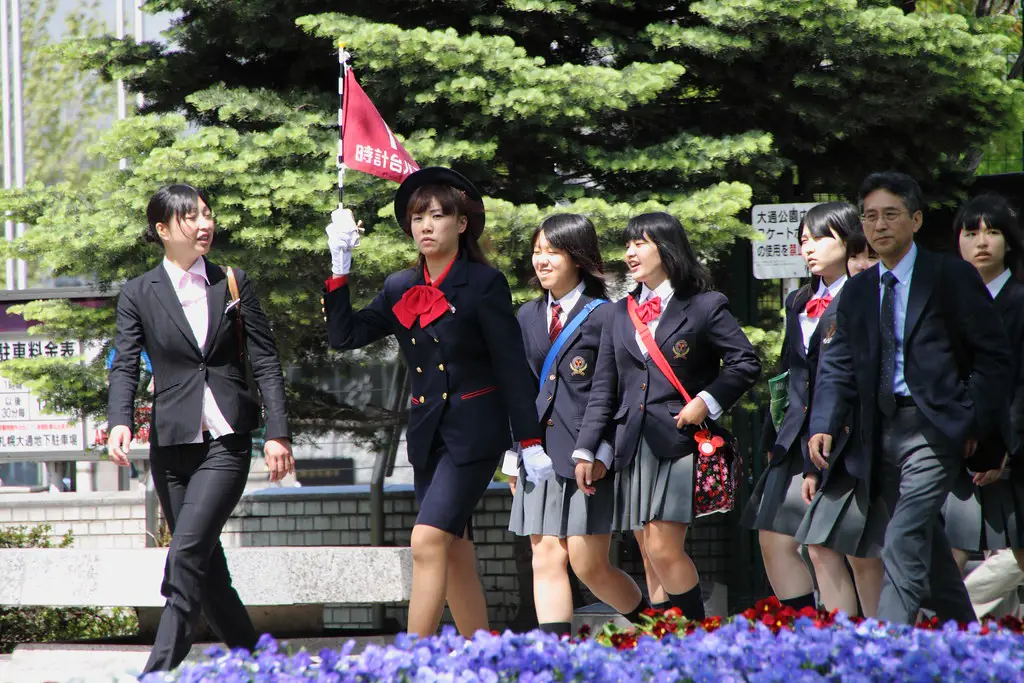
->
xmin=222 ymin=266 xmax=246 ymax=361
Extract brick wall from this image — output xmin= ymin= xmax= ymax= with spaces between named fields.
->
xmin=0 ymin=484 xmax=738 ymax=631
xmin=0 ymin=491 xmax=147 ymax=549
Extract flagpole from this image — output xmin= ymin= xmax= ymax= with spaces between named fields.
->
xmin=337 ymin=42 xmax=350 ymax=209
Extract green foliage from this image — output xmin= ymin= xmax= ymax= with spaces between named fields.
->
xmin=0 ymin=525 xmax=138 ymax=653
xmin=0 ymin=0 xmax=1019 ymax=434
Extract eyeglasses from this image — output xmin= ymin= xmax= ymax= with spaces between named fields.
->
xmin=860 ymin=209 xmax=906 ymax=226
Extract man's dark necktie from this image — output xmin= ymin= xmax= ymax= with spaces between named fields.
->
xmin=549 ymin=303 xmax=563 ymax=344
xmin=878 ymin=271 xmax=898 ymax=417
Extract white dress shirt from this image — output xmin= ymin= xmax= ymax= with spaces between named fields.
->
xmin=878 ymin=243 xmax=917 ymax=397
xmin=547 ymin=281 xmax=586 ymax=337
xmin=162 ymin=256 xmax=234 ymax=443
xmin=797 ymin=275 xmax=847 ymax=353
xmin=634 ymin=279 xmax=723 ymax=419
xmin=987 ymin=268 xmax=1012 ymax=299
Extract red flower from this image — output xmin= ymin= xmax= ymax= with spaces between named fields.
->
xmin=798 ymin=606 xmax=818 ymax=619
xmin=576 ymin=624 xmax=591 ymax=639
xmin=741 ymin=608 xmax=757 ymax=620
xmin=642 ymin=608 xmax=659 ymax=617
xmin=664 ymin=607 xmax=683 ymax=619
xmin=761 ymin=613 xmax=776 ymax=627
xmin=610 ymin=633 xmax=637 ymax=650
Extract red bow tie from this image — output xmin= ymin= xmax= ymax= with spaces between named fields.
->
xmin=805 ymin=293 xmax=832 ymax=319
xmin=636 ymin=296 xmax=662 ymax=323
xmin=393 ymin=286 xmax=450 ymax=329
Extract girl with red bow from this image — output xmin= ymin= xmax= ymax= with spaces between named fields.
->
xmin=577 ymin=212 xmax=760 ymax=620
xmin=322 ymin=167 xmax=550 ymax=638
xmin=744 ymin=202 xmax=886 ymax=617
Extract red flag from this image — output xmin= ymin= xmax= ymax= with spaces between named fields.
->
xmin=342 ymin=69 xmax=419 ymax=183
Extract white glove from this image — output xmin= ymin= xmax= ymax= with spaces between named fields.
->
xmin=501 ymin=450 xmax=520 ymax=477
xmin=522 ymin=444 xmax=555 ymax=484
xmin=326 ymin=207 xmax=362 ymax=275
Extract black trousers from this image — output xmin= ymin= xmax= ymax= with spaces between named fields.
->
xmin=143 ymin=432 xmax=257 ymax=674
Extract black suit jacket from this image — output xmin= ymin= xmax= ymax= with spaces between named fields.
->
xmin=324 ymin=252 xmax=541 ymax=468
xmin=578 ymin=287 xmax=761 ymax=471
xmin=811 ymin=247 xmax=1012 ymax=476
xmin=517 ymin=293 xmax=613 ymax=479
xmin=108 ymin=260 xmax=291 ymax=447
xmin=761 ymin=284 xmax=856 ymax=483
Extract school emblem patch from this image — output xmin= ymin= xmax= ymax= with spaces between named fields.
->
xmin=822 ymin=322 xmax=837 ymax=345
xmin=569 ymin=356 xmax=588 ymax=376
xmin=672 ymin=339 xmax=689 ymax=359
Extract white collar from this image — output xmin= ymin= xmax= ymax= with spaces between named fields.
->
xmin=163 ymin=256 xmax=208 ymax=286
xmin=548 ymin=281 xmax=586 ymax=312
xmin=815 ymin=274 xmax=847 ymax=299
xmin=987 ymin=269 xmax=1012 ymax=299
xmin=640 ymin=278 xmax=674 ymax=304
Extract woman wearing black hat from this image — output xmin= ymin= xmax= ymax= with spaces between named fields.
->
xmin=322 ymin=167 xmax=551 ymax=638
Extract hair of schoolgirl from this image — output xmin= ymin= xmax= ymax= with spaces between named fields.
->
xmin=953 ymin=193 xmax=1024 ymax=280
xmin=144 ymin=184 xmax=211 ymax=245
xmin=407 ymin=184 xmax=491 ymax=268
xmin=530 ymin=213 xmax=609 ymax=299
xmin=800 ymin=201 xmax=862 ymax=290
xmin=623 ymin=212 xmax=712 ymax=296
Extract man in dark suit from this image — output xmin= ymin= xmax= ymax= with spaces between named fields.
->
xmin=106 ymin=184 xmax=293 ymax=672
xmin=809 ymin=172 xmax=1012 ymax=625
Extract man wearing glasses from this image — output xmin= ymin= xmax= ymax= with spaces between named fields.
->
xmin=808 ymin=171 xmax=1011 ymax=625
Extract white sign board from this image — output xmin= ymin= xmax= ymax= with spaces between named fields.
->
xmin=0 ymin=340 xmax=86 ymax=455
xmin=751 ymin=202 xmax=819 ymax=280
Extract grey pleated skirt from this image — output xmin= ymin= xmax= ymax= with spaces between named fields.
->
xmin=508 ymin=466 xmax=616 ymax=538
xmin=740 ymin=448 xmax=807 ymax=536
xmin=942 ymin=471 xmax=1024 ymax=551
xmin=794 ymin=470 xmax=894 ymax=559
xmin=612 ymin=438 xmax=695 ymax=531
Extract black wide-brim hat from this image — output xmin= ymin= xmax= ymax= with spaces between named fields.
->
xmin=394 ymin=167 xmax=486 ymax=239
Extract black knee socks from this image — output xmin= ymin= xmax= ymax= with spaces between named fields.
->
xmin=650 ymin=600 xmax=671 ymax=611
xmin=668 ymin=584 xmax=705 ymax=620
xmin=537 ymin=621 xmax=572 ymax=637
xmin=780 ymin=593 xmax=817 ymax=611
xmin=622 ymin=597 xmax=651 ymax=624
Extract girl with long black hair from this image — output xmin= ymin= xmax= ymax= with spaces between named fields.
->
xmin=577 ymin=212 xmax=760 ymax=620
xmin=505 ymin=213 xmax=647 ymax=636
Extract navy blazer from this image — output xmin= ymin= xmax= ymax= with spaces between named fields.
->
xmin=974 ymin=277 xmax=1024 ymax=474
xmin=811 ymin=247 xmax=1012 ymax=477
xmin=324 ymin=252 xmax=541 ymax=468
xmin=577 ymin=287 xmax=761 ymax=471
xmin=517 ymin=293 xmax=613 ymax=479
xmin=108 ymin=260 xmax=291 ymax=446
xmin=763 ymin=284 xmax=855 ymax=481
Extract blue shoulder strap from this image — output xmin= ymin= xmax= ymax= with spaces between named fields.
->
xmin=539 ymin=299 xmax=608 ymax=383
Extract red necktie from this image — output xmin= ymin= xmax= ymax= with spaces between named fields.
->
xmin=636 ymin=296 xmax=661 ymax=324
xmin=805 ymin=293 xmax=833 ymax=319
xmin=392 ymin=257 xmax=456 ymax=329
xmin=549 ymin=303 xmax=563 ymax=343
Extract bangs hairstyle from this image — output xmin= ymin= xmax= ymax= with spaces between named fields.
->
xmin=406 ymin=184 xmax=490 ymax=267
xmin=623 ymin=212 xmax=712 ymax=296
xmin=953 ymin=193 xmax=1024 ymax=279
xmin=800 ymin=201 xmax=865 ymax=260
xmin=144 ymin=184 xmax=211 ymax=244
xmin=531 ymin=214 xmax=608 ymax=299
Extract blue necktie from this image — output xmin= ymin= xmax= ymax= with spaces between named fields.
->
xmin=878 ymin=271 xmax=898 ymax=417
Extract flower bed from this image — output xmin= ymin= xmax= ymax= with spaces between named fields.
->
xmin=145 ymin=600 xmax=1024 ymax=682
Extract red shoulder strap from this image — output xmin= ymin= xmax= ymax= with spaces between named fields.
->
xmin=627 ymin=295 xmax=693 ymax=403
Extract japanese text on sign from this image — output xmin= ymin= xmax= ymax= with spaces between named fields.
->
xmin=752 ymin=202 xmax=820 ymax=280
xmin=0 ymin=339 xmax=85 ymax=454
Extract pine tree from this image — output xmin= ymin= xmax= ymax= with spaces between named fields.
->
xmin=0 ymin=0 xmax=1019 ymax=431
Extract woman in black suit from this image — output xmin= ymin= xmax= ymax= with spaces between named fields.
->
xmin=577 ymin=212 xmax=760 ymax=619
xmin=943 ymin=194 xmax=1024 ymax=575
xmin=504 ymin=214 xmax=646 ymax=636
xmin=107 ymin=184 xmax=294 ymax=673
xmin=323 ymin=167 xmax=550 ymax=638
